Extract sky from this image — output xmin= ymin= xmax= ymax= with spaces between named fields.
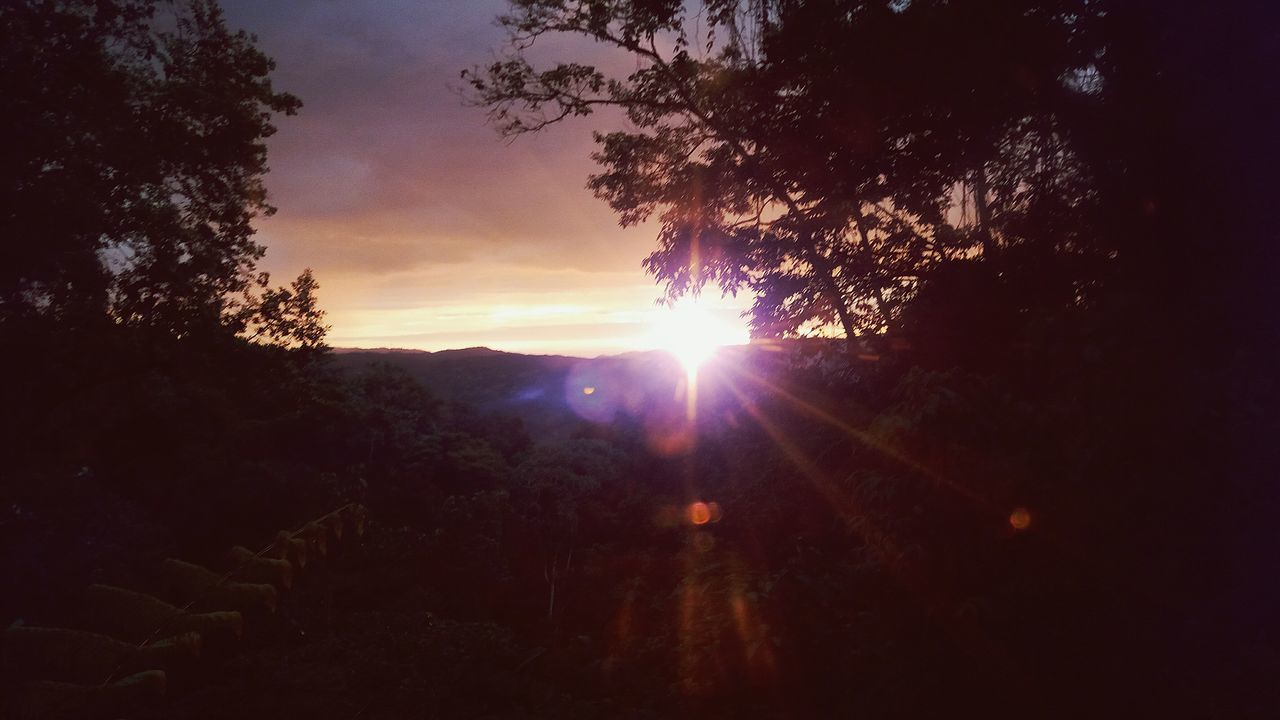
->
xmin=218 ymin=0 xmax=751 ymax=357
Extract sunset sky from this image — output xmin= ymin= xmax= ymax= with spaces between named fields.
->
xmin=220 ymin=0 xmax=751 ymax=357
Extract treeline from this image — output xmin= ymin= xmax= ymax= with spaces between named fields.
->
xmin=0 ymin=325 xmax=522 ymax=618
xmin=330 ymin=343 xmax=1273 ymax=718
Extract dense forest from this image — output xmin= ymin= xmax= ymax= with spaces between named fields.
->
xmin=2 ymin=1 xmax=1277 ymax=718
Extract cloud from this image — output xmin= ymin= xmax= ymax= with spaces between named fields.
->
xmin=219 ymin=0 xmax=750 ymax=353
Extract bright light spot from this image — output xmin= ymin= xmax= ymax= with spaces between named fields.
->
xmin=1010 ymin=507 xmax=1032 ymax=531
xmin=582 ymin=386 xmax=595 ymax=395
xmin=650 ymin=297 xmax=750 ymax=373
xmin=688 ymin=502 xmax=712 ymax=525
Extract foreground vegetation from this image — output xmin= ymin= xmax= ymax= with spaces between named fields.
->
xmin=3 ymin=331 xmax=1274 ymax=717
xmin=2 ymin=0 xmax=1276 ymax=718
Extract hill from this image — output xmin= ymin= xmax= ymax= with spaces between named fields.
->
xmin=329 ymin=341 xmax=854 ymax=443
xmin=331 ymin=347 xmax=584 ymax=442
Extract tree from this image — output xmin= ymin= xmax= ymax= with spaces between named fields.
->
xmin=239 ymin=268 xmax=331 ymax=350
xmin=0 ymin=0 xmax=299 ymax=336
xmin=513 ymin=440 xmax=622 ymax=620
xmin=466 ymin=0 xmax=1104 ymax=346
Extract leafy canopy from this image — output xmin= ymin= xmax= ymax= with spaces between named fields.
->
xmin=1 ymin=0 xmax=303 ymax=340
xmin=467 ymin=0 xmax=1105 ymax=342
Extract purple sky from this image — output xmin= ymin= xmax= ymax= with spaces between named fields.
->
xmin=219 ymin=0 xmax=749 ymax=356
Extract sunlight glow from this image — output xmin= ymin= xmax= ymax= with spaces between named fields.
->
xmin=650 ymin=297 xmax=750 ymax=372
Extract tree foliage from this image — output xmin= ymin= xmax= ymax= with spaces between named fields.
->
xmin=513 ymin=440 xmax=622 ymax=618
xmin=466 ymin=0 xmax=1107 ymax=342
xmin=0 ymin=0 xmax=300 ymax=337
xmin=239 ymin=268 xmax=330 ymax=350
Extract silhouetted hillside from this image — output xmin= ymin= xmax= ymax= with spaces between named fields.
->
xmin=331 ymin=347 xmax=582 ymax=442
xmin=330 ymin=341 xmax=858 ymax=443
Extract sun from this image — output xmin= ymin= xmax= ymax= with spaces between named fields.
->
xmin=651 ymin=297 xmax=749 ymax=373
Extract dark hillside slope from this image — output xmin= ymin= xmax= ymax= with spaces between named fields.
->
xmin=331 ymin=348 xmax=581 ymax=442
xmin=330 ymin=342 xmax=858 ymax=443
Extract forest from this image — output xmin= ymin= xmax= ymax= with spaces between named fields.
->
xmin=1 ymin=1 xmax=1277 ymax=718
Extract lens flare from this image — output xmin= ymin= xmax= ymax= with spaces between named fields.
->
xmin=1009 ymin=507 xmax=1032 ymax=530
xmin=564 ymin=362 xmax=619 ymax=423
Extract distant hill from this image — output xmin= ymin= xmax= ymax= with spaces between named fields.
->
xmin=331 ymin=347 xmax=610 ymax=442
xmin=330 ymin=340 xmax=860 ymax=444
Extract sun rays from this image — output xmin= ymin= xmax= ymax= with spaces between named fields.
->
xmin=581 ymin=335 xmax=1023 ymax=697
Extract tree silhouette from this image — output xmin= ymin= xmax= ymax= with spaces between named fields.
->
xmin=466 ymin=0 xmax=1105 ymax=346
xmin=1 ymin=0 xmax=299 ymax=336
xmin=238 ymin=268 xmax=330 ymax=351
